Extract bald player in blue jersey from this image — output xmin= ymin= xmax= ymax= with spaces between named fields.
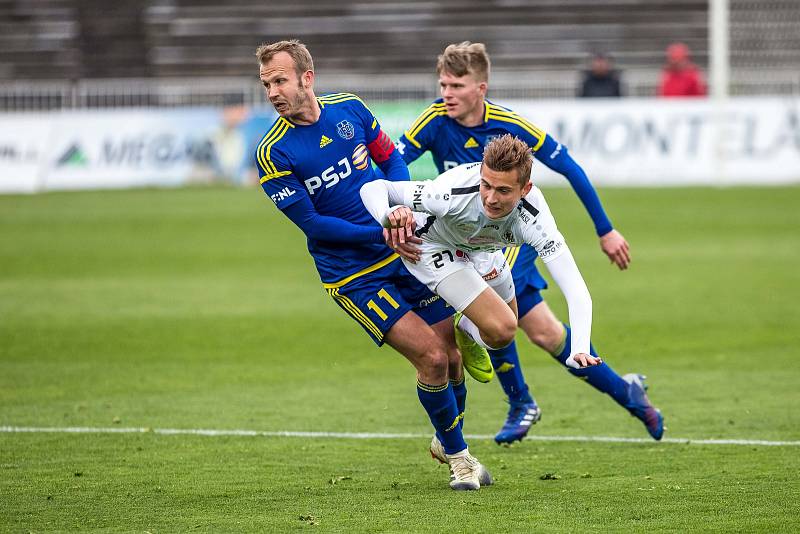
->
xmin=392 ymin=42 xmax=663 ymax=443
xmin=254 ymin=40 xmax=493 ymax=490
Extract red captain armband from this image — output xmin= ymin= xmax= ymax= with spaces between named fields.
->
xmin=366 ymin=129 xmax=395 ymax=164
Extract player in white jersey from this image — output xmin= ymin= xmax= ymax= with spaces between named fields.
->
xmin=361 ymin=134 xmax=602 ymax=372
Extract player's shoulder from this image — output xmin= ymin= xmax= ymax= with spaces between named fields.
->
xmin=254 ymin=116 xmax=296 ymax=173
xmin=484 ymin=100 xmax=546 ymax=142
xmin=318 ymin=92 xmax=367 ymax=107
xmin=405 ymin=98 xmax=448 ymax=139
xmin=519 ymin=185 xmax=549 ymax=218
xmin=317 ymin=92 xmax=373 ymax=118
xmin=437 ymin=162 xmax=482 ymax=193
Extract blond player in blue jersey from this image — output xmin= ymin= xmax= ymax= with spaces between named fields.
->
xmin=388 ymin=42 xmax=662 ymax=444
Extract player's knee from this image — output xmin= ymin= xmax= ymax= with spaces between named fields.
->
xmin=419 ymin=345 xmax=449 ymax=380
xmin=526 ymin=324 xmax=563 ymax=353
xmin=484 ymin=320 xmax=517 ymax=349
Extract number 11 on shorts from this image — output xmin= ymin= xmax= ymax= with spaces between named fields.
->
xmin=367 ymin=288 xmax=400 ymax=321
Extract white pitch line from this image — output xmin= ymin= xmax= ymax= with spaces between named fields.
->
xmin=1 ymin=426 xmax=799 ymax=447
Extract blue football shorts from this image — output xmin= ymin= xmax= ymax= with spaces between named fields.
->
xmin=325 ymin=255 xmax=453 ymax=346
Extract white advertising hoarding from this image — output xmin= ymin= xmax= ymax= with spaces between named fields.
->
xmin=43 ymin=109 xmax=222 ymax=191
xmin=0 ymin=114 xmax=52 ymax=193
xmin=0 ymin=108 xmax=275 ymax=193
xmin=508 ymin=97 xmax=800 ymax=186
xmin=0 ymin=98 xmax=798 ymax=193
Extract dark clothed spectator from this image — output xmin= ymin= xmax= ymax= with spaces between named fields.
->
xmin=579 ymin=53 xmax=623 ymax=98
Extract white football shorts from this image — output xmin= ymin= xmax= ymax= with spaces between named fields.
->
xmin=402 ymin=244 xmax=515 ymax=312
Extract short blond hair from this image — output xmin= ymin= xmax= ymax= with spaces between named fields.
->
xmin=255 ymin=39 xmax=314 ymax=78
xmin=436 ymin=42 xmax=490 ymax=82
xmin=483 ymin=134 xmax=533 ymax=186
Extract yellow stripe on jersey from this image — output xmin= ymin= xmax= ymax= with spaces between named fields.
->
xmin=255 ymin=119 xmax=285 ymax=175
xmin=504 ymin=246 xmax=521 ymax=269
xmin=322 ymin=253 xmax=400 ymax=289
xmin=259 ymin=170 xmax=291 ymax=184
xmin=405 ymin=103 xmax=447 ymax=147
xmin=318 ymin=93 xmax=366 ymax=106
xmin=328 ymin=288 xmax=383 ymax=340
xmin=487 ymin=105 xmax=546 ymax=137
xmin=256 ymin=118 xmax=294 ymax=178
xmin=318 ymin=93 xmax=352 ymax=107
xmin=371 ymin=118 xmax=377 ymax=130
xmin=486 ymin=106 xmax=547 ymax=151
xmin=318 ymin=93 xmax=377 ymax=121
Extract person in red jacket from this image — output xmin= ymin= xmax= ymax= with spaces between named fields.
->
xmin=657 ymin=42 xmax=707 ymax=97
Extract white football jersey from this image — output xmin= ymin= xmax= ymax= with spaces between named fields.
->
xmin=403 ymin=162 xmax=567 ymax=263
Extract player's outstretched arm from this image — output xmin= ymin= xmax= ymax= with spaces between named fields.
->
xmin=535 ymin=136 xmax=632 ymax=270
xmin=359 ymin=180 xmax=414 ymax=225
xmin=281 ymin=195 xmax=384 ymax=244
xmin=541 ymin=247 xmax=602 ymax=369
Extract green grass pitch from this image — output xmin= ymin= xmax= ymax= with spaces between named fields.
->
xmin=1 ymin=184 xmax=799 ymax=532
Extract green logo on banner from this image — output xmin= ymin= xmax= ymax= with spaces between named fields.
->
xmin=57 ymin=144 xmax=89 ymax=167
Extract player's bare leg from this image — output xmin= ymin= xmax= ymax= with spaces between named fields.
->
xmin=460 ymin=288 xmax=518 ymax=350
xmin=517 ymin=300 xmax=564 ymax=353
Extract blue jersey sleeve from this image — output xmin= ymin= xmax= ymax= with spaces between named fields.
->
xmin=255 ymin=138 xmax=304 ymax=210
xmin=256 ymin=141 xmax=384 ymax=244
xmin=534 ymin=134 xmax=613 ymax=236
xmin=281 ymin=194 xmax=385 ymax=244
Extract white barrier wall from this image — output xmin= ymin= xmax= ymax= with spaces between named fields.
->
xmin=1 ymin=98 xmax=798 ymax=193
xmin=0 ymin=108 xmax=275 ymax=193
xmin=508 ymin=97 xmax=800 ymax=186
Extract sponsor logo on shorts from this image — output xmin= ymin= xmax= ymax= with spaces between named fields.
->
xmin=482 ymin=268 xmax=499 ymax=281
xmin=417 ymin=295 xmax=441 ymax=308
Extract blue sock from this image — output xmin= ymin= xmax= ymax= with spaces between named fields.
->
xmin=553 ymin=324 xmax=630 ymax=407
xmin=450 ymin=377 xmax=467 ymax=430
xmin=489 ymin=341 xmax=534 ymax=404
xmin=417 ymin=381 xmax=467 ymax=454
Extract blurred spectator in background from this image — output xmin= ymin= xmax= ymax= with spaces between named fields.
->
xmin=578 ymin=52 xmax=623 ymax=98
xmin=657 ymin=42 xmax=707 ymax=97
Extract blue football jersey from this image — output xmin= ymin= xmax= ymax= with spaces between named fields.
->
xmin=256 ymin=93 xmax=394 ymax=284
xmin=396 ymin=98 xmax=547 ymax=174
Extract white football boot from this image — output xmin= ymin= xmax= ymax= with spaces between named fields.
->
xmin=440 ymin=444 xmax=494 ymax=490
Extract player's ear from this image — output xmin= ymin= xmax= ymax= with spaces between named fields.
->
xmin=478 ymin=81 xmax=488 ymax=95
xmin=302 ymin=69 xmax=314 ymax=88
xmin=521 ymin=180 xmax=533 ymax=197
